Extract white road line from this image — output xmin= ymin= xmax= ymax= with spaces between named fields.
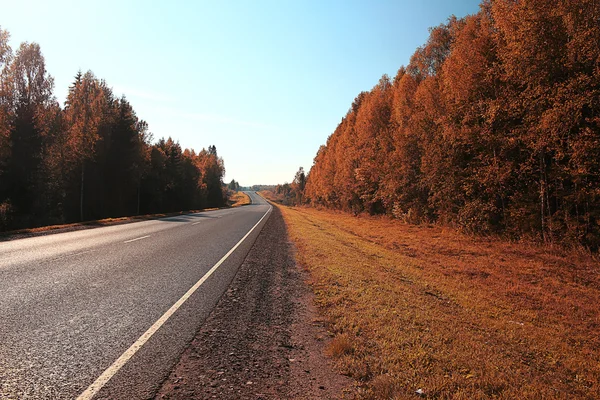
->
xmin=191 ymin=221 xmax=202 ymax=225
xmin=123 ymin=235 xmax=150 ymax=243
xmin=77 ymin=205 xmax=272 ymax=400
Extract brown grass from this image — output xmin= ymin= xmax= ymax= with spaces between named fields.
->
xmin=229 ymin=191 xmax=251 ymax=207
xmin=327 ymin=333 xmax=354 ymax=358
xmin=259 ymin=189 xmax=285 ymax=204
xmin=277 ymin=204 xmax=600 ymax=399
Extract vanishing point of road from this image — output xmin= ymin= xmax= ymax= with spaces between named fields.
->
xmin=0 ymin=192 xmax=271 ymax=399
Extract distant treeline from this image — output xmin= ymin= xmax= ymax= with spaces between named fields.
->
xmin=273 ymin=168 xmax=306 ymax=206
xmin=0 ymin=28 xmax=226 ymax=231
xmin=250 ymin=184 xmax=277 ymax=192
xmin=304 ymin=0 xmax=600 ymax=249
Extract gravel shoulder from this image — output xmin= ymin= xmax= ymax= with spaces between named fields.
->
xmin=155 ymin=205 xmax=352 ymax=399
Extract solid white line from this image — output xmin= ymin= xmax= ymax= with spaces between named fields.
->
xmin=77 ymin=205 xmax=272 ymax=400
xmin=123 ymin=235 xmax=150 ymax=243
xmin=191 ymin=221 xmax=202 ymax=225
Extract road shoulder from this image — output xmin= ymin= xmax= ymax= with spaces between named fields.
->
xmin=155 ymin=205 xmax=352 ymax=399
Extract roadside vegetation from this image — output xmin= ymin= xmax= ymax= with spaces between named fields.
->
xmin=303 ymin=0 xmax=600 ymax=251
xmin=275 ymin=202 xmax=600 ymax=399
xmin=267 ymin=5 xmax=600 ymax=395
xmin=0 ymin=27 xmax=226 ymax=232
xmin=269 ymin=167 xmax=306 ymax=206
xmin=228 ymin=191 xmax=251 ymax=207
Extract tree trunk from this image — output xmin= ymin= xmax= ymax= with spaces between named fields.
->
xmin=80 ymin=163 xmax=84 ymax=222
xmin=539 ymin=151 xmax=546 ymax=242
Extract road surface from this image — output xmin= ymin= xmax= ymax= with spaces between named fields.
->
xmin=0 ymin=192 xmax=271 ymax=399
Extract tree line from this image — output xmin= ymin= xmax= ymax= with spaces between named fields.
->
xmin=274 ymin=167 xmax=306 ymax=206
xmin=304 ymin=0 xmax=600 ymax=249
xmin=0 ymin=28 xmax=226 ymax=231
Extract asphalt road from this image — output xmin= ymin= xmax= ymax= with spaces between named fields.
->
xmin=0 ymin=192 xmax=271 ymax=399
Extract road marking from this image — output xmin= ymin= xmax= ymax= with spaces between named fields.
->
xmin=77 ymin=205 xmax=272 ymax=400
xmin=123 ymin=235 xmax=150 ymax=243
xmin=191 ymin=221 xmax=202 ymax=225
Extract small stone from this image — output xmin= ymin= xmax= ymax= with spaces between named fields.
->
xmin=246 ymin=381 xmax=253 ymax=385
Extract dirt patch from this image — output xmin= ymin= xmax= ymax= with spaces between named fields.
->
xmin=156 ymin=206 xmax=352 ymax=399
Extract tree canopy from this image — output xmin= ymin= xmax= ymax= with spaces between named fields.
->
xmin=0 ymin=27 xmax=226 ymax=230
xmin=304 ymin=0 xmax=600 ymax=249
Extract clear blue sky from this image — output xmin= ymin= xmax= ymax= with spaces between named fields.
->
xmin=2 ymin=0 xmax=480 ymax=186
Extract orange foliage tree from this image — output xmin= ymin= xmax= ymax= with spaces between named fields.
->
xmin=0 ymin=28 xmax=227 ymax=230
xmin=305 ymin=0 xmax=600 ymax=249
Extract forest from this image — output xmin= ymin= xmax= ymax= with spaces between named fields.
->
xmin=304 ymin=0 xmax=600 ymax=250
xmin=0 ymin=28 xmax=226 ymax=231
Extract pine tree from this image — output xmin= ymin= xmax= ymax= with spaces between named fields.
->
xmin=63 ymin=70 xmax=104 ymax=221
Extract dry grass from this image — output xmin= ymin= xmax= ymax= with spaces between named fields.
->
xmin=277 ymin=204 xmax=600 ymax=399
xmin=229 ymin=191 xmax=251 ymax=207
xmin=259 ymin=189 xmax=286 ymax=204
xmin=327 ymin=333 xmax=354 ymax=358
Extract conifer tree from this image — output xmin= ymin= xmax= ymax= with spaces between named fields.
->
xmin=63 ymin=70 xmax=104 ymax=221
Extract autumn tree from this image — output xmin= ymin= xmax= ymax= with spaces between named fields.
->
xmin=63 ymin=70 xmax=104 ymax=221
xmin=291 ymin=166 xmax=306 ymax=204
xmin=228 ymin=179 xmax=240 ymax=192
xmin=0 ymin=27 xmax=12 ymax=227
xmin=305 ymin=0 xmax=600 ymax=249
xmin=196 ymin=145 xmax=226 ymax=208
xmin=0 ymin=27 xmax=232 ymax=231
xmin=3 ymin=42 xmax=55 ymax=226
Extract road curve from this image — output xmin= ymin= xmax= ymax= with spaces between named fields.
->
xmin=0 ymin=192 xmax=271 ymax=399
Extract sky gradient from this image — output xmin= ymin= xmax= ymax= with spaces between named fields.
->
xmin=2 ymin=0 xmax=481 ymax=186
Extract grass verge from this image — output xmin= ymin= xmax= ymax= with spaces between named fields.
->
xmin=276 ymin=204 xmax=600 ymax=399
xmin=228 ymin=191 xmax=251 ymax=207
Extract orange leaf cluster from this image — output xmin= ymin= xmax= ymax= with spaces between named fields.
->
xmin=305 ymin=0 xmax=600 ymax=249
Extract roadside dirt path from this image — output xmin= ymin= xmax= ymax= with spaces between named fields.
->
xmin=156 ymin=206 xmax=352 ymax=399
